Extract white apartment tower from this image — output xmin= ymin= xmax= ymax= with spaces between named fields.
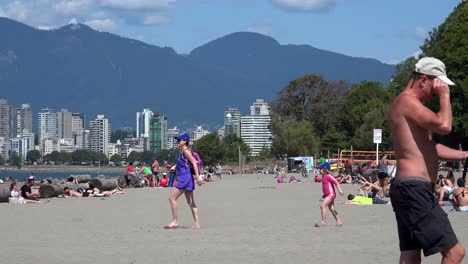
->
xmin=136 ymin=109 xmax=153 ymax=138
xmin=191 ymin=126 xmax=209 ymax=142
xmin=89 ymin=115 xmax=111 ymax=155
xmin=166 ymin=127 xmax=180 ymax=149
xmin=57 ymin=109 xmax=73 ymax=139
xmin=38 ymin=108 xmax=57 ymax=142
xmin=241 ymin=99 xmax=272 ymax=156
xmin=16 ymin=104 xmax=33 ymax=135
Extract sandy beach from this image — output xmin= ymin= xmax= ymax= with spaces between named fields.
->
xmin=1 ymin=173 xmax=467 ymax=264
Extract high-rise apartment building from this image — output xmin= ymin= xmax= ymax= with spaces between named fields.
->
xmin=149 ymin=113 xmax=167 ymax=154
xmin=136 ymin=109 xmax=153 ymax=138
xmin=0 ymin=99 xmax=11 ymax=141
xmin=224 ymin=108 xmax=241 ymax=137
xmin=74 ymin=129 xmax=90 ymax=150
xmin=38 ymin=108 xmax=57 ymax=143
xmin=72 ymin=113 xmax=85 ymax=134
xmin=89 ymin=115 xmax=111 ymax=155
xmin=166 ymin=127 xmax=180 ymax=149
xmin=57 ymin=109 xmax=73 ymax=139
xmin=0 ymin=137 xmax=8 ymax=160
xmin=16 ymin=104 xmax=33 ymax=135
xmin=241 ymin=99 xmax=272 ymax=156
xmin=11 ymin=133 xmax=34 ymax=160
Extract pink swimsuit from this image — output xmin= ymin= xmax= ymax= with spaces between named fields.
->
xmin=322 ymin=174 xmax=339 ymax=200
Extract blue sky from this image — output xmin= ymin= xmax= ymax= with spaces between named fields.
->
xmin=0 ymin=0 xmax=461 ymax=64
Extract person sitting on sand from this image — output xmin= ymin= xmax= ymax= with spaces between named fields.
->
xmin=452 ymin=178 xmax=468 ymax=212
xmin=10 ymin=182 xmax=40 ymax=204
xmin=160 ymin=172 xmax=169 ymax=187
xmin=336 ymin=171 xmax=352 ymax=184
xmin=358 ymin=176 xmax=386 ymax=198
xmin=342 ymin=194 xmax=388 ymax=205
xmin=126 ymin=162 xmax=136 ymax=176
xmin=436 ymin=171 xmax=456 ymax=205
xmin=20 ymin=176 xmax=41 ymax=202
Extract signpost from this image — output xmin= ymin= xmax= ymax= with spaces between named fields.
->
xmin=373 ymin=129 xmax=382 ymax=165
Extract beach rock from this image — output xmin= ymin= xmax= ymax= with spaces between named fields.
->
xmin=89 ymin=178 xmax=118 ymax=191
xmin=39 ymin=184 xmax=63 ymax=198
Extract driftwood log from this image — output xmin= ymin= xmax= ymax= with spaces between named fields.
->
xmin=88 ymin=178 xmax=118 ymax=191
xmin=70 ymin=175 xmax=92 ymax=183
xmin=39 ymin=184 xmax=63 ymax=198
xmin=0 ymin=184 xmax=10 ymax=203
xmin=117 ymin=174 xmax=142 ymax=188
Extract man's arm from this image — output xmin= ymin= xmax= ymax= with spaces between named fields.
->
xmin=436 ymin=144 xmax=468 ymax=161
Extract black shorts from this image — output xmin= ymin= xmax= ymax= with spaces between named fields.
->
xmin=378 ymin=172 xmax=389 ymax=179
xmin=390 ymin=178 xmax=458 ymax=256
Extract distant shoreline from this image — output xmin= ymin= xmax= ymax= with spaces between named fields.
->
xmin=0 ymin=165 xmax=124 ymax=173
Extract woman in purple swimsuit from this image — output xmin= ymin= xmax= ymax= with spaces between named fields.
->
xmin=165 ymin=132 xmax=203 ymax=229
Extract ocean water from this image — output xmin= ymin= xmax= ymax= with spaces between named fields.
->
xmin=0 ymin=170 xmax=121 ymax=181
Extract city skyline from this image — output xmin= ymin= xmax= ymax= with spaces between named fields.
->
xmin=0 ymin=97 xmax=273 ymax=159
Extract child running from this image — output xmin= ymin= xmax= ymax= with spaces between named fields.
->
xmin=315 ymin=168 xmax=344 ymax=227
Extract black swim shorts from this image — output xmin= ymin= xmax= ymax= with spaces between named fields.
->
xmin=390 ymin=177 xmax=458 ymax=256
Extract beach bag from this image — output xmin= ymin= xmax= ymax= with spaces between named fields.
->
xmin=182 ymin=150 xmax=203 ymax=174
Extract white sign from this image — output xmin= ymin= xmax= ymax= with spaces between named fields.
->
xmin=373 ymin=129 xmax=382 ymax=144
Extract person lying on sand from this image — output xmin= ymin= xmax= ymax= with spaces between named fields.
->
xmin=341 ymin=194 xmax=389 ymax=205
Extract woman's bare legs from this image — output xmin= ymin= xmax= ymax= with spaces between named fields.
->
xmin=166 ymin=188 xmax=185 ymax=227
xmin=185 ymin=191 xmax=200 ymax=229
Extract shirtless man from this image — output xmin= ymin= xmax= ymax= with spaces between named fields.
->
xmin=389 ymin=57 xmax=467 ymax=263
xmin=452 ymin=178 xmax=468 ymax=212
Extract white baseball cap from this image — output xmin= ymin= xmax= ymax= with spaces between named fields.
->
xmin=414 ymin=57 xmax=455 ymax=86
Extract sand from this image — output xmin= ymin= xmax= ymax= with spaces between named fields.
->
xmin=1 ymin=173 xmax=467 ymax=264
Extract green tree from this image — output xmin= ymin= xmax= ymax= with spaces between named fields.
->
xmin=271 ymin=74 xmax=349 ymax=137
xmin=193 ymin=133 xmax=224 ymax=166
xmin=59 ymin=151 xmax=72 ymax=164
xmin=0 ymin=155 xmax=4 ymax=165
xmin=127 ymin=151 xmax=142 ymax=163
xmin=110 ymin=154 xmax=122 ymax=166
xmin=340 ymin=81 xmax=388 ymax=138
xmin=49 ymin=151 xmax=60 ymax=164
xmin=270 ymin=117 xmax=320 ymax=157
xmin=353 ymin=105 xmax=392 ymax=150
xmin=10 ymin=152 xmax=23 ymax=168
xmin=71 ymin=150 xmax=94 ymax=164
xmin=321 ymin=130 xmax=349 ymax=153
xmin=154 ymin=149 xmax=180 ymax=165
xmin=140 ymin=151 xmax=155 ymax=165
xmin=222 ymin=134 xmax=250 ymax=162
xmin=387 ymin=57 xmax=418 ymax=98
xmin=94 ymin=152 xmax=108 ymax=164
xmin=26 ymin=150 xmax=41 ymax=164
xmin=418 ymin=2 xmax=468 ymax=148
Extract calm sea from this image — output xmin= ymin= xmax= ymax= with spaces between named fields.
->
xmin=0 ymin=170 xmax=121 ymax=181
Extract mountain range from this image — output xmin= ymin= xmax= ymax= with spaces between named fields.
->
xmin=0 ymin=17 xmax=395 ymax=130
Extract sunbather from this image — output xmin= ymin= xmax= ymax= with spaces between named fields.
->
xmin=342 ymin=194 xmax=389 ymax=205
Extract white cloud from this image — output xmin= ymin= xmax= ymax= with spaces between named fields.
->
xmin=412 ymin=50 xmax=422 ymax=59
xmin=0 ymin=7 xmax=6 ymax=17
xmin=270 ymin=0 xmax=336 ymax=12
xmin=143 ymin=14 xmax=170 ymax=25
xmin=69 ymin=17 xmax=78 ymax=24
xmin=84 ymin=18 xmax=115 ymax=31
xmin=36 ymin=25 xmax=55 ymax=30
xmin=100 ymin=0 xmax=176 ymax=11
xmin=6 ymin=1 xmax=29 ymax=20
xmin=54 ymin=0 xmax=90 ymax=15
